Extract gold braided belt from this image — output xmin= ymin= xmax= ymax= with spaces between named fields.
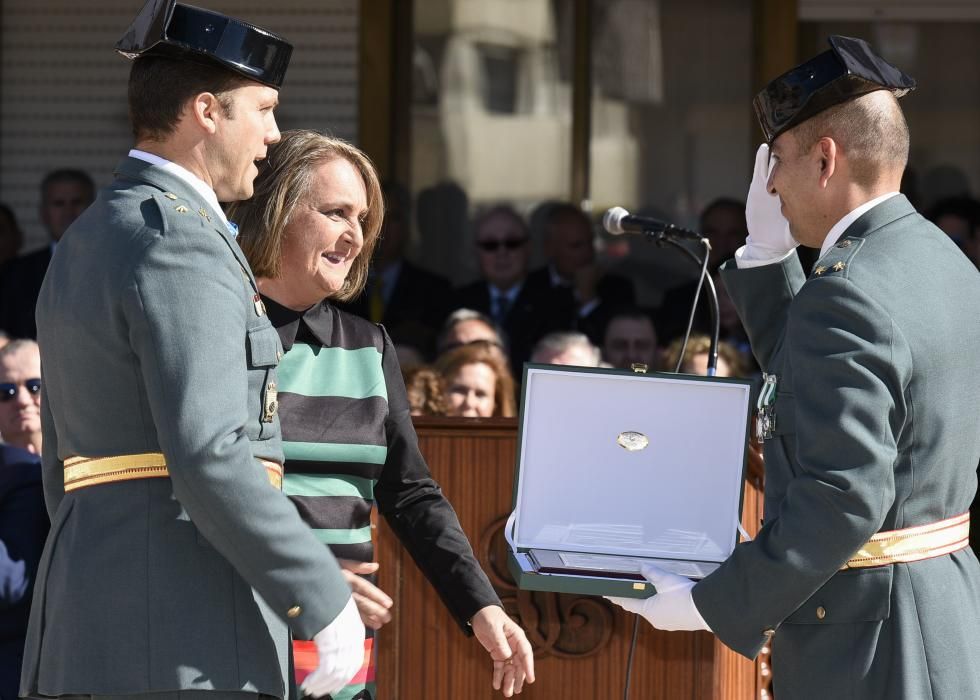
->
xmin=841 ymin=512 xmax=970 ymax=570
xmin=63 ymin=452 xmax=283 ymax=493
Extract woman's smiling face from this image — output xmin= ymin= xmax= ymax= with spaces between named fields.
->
xmin=278 ymin=157 xmax=368 ymax=305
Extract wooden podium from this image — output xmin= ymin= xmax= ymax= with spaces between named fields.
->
xmin=375 ymin=417 xmax=771 ymax=699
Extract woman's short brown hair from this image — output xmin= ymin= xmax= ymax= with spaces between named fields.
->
xmin=434 ymin=340 xmax=517 ymax=418
xmin=227 ymin=129 xmax=384 ymax=302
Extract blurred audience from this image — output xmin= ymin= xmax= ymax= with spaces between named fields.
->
xmin=927 ymin=196 xmax=980 ymax=267
xmin=655 ymin=198 xmax=747 ymax=343
xmin=0 ymin=169 xmax=96 ymax=338
xmin=403 ymin=366 xmax=449 ymax=417
xmin=602 ymin=309 xmax=659 ymax=370
xmin=450 ymin=205 xmax=572 ymax=373
xmin=335 ymin=182 xmax=451 ymax=357
xmin=530 ymin=331 xmax=601 ymax=367
xmin=0 ymin=339 xmax=48 ymax=700
xmin=0 ymin=204 xmax=24 ymax=267
xmin=436 ymin=340 xmax=516 ymax=418
xmin=0 ymin=340 xmax=42 ymax=455
xmin=0 ymin=331 xmax=9 ymax=352
xmin=436 ymin=308 xmax=508 ymax=364
xmin=526 ymin=203 xmax=635 ymax=345
xmin=661 ymin=334 xmax=748 ymax=378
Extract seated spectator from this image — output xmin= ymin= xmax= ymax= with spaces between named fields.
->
xmin=436 ymin=308 xmax=509 ymax=365
xmin=660 ymin=334 xmax=748 ymax=378
xmin=0 ymin=169 xmax=95 ymax=338
xmin=530 ymin=331 xmax=601 ymax=367
xmin=436 ymin=340 xmax=517 ymax=418
xmin=927 ymin=196 xmax=980 ymax=267
xmin=526 ymin=202 xmax=635 ymax=345
xmin=334 ymin=182 xmax=451 ymax=357
xmin=403 ymin=366 xmax=449 ymax=416
xmin=0 ymin=340 xmax=47 ymax=700
xmin=602 ymin=309 xmax=659 ymax=370
xmin=0 ymin=204 xmax=24 ymax=267
xmin=450 ymin=205 xmax=573 ymax=373
xmin=655 ymin=198 xmax=747 ymax=343
xmin=0 ymin=340 xmax=42 ymax=455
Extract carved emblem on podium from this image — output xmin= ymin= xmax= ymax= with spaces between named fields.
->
xmin=479 ymin=516 xmax=614 ymax=658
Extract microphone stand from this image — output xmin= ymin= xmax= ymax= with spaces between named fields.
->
xmin=636 ymin=225 xmax=721 ymax=376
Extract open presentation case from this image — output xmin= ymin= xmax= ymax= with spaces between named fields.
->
xmin=506 ymin=365 xmax=753 ymax=599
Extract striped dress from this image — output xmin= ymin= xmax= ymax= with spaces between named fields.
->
xmin=266 ymin=298 xmax=501 ymax=700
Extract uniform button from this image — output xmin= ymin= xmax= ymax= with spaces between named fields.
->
xmin=287 ymin=605 xmax=302 ymax=618
xmin=816 ymin=606 xmax=826 ymax=620
xmin=836 ymin=240 xmax=852 ymax=248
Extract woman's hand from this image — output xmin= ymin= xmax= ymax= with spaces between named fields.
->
xmin=337 ymin=559 xmax=393 ymax=630
xmin=470 ymin=605 xmax=536 ymax=696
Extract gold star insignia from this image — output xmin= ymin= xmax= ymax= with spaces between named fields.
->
xmin=175 ymin=205 xmax=189 ymax=213
xmin=832 ymin=261 xmax=846 ymax=272
xmin=198 ymin=208 xmax=211 ymax=222
xmin=814 ymin=266 xmax=827 ymax=276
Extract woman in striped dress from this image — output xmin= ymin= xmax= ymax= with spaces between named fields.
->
xmin=228 ymin=130 xmax=534 ymax=700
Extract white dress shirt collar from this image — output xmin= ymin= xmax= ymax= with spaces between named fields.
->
xmin=818 ymin=192 xmax=899 ymax=259
xmin=128 ymin=149 xmax=228 ymax=226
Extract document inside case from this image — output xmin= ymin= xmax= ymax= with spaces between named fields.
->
xmin=528 ymin=548 xmax=720 ymax=581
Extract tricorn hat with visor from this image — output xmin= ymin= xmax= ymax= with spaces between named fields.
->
xmin=115 ymin=0 xmax=292 ymax=88
xmin=753 ymin=35 xmax=916 ymax=144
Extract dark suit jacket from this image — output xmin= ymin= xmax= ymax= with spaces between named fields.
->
xmin=335 ymin=260 xmax=451 ymax=357
xmin=0 ymin=445 xmax=47 ymax=700
xmin=450 ymin=277 xmax=574 ymax=373
xmin=525 ymin=266 xmax=636 ymax=345
xmin=0 ymin=248 xmax=52 ymax=339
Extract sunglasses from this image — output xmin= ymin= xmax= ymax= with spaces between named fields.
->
xmin=477 ymin=237 xmax=528 ymax=252
xmin=0 ymin=378 xmax=41 ymax=402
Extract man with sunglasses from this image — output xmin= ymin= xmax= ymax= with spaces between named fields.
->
xmin=452 ymin=205 xmax=573 ymax=372
xmin=608 ymin=36 xmax=980 ymax=698
xmin=0 ymin=339 xmax=41 ymax=455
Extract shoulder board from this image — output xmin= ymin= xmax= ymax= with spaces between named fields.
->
xmin=811 ymin=236 xmax=865 ymax=279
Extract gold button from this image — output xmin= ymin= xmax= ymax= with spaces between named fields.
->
xmin=816 ymin=606 xmax=826 ymax=620
xmin=287 ymin=605 xmax=302 ymax=618
xmin=836 ymin=240 xmax=852 ymax=248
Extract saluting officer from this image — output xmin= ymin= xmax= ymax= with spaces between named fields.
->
xmin=22 ymin=2 xmax=364 ymax=699
xmin=609 ymin=36 xmax=980 ymax=698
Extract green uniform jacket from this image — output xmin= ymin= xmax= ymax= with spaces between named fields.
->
xmin=21 ymin=157 xmax=351 ymax=699
xmin=693 ymin=195 xmax=980 ymax=699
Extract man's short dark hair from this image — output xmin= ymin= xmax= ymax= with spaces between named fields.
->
xmin=40 ymin=169 xmax=95 ymax=203
xmin=128 ymin=55 xmax=250 ymax=141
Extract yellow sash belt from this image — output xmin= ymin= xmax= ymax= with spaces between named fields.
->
xmin=841 ymin=512 xmax=970 ymax=569
xmin=63 ymin=452 xmax=283 ymax=492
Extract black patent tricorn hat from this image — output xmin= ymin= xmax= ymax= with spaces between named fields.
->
xmin=115 ymin=0 xmax=292 ymax=88
xmin=753 ymin=35 xmax=916 ymax=143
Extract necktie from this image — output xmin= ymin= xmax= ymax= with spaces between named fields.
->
xmin=494 ymin=292 xmax=511 ymax=323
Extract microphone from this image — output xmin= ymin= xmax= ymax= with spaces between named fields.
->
xmin=602 ymin=207 xmax=703 ymax=241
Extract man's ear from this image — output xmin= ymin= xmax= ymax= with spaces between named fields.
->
xmin=189 ymin=92 xmax=221 ymax=134
xmin=817 ymin=137 xmax=837 ymax=189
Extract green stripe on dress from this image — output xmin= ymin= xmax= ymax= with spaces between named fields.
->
xmin=283 ymin=473 xmax=375 ymax=500
xmin=283 ymin=440 xmax=387 ymax=465
xmin=312 ymin=526 xmax=373 ymax=546
xmin=277 ymin=343 xmax=387 ymax=400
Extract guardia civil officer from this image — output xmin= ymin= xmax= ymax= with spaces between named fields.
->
xmin=609 ymin=36 xmax=980 ymax=698
xmin=21 ymin=2 xmax=365 ymax=699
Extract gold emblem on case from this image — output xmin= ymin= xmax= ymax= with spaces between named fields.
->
xmin=617 ymin=431 xmax=649 ymax=451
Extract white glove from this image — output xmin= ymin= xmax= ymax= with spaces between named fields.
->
xmin=742 ymin=143 xmax=797 ymax=261
xmin=605 ymin=564 xmax=711 ymax=632
xmin=300 ymin=596 xmax=366 ymax=698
